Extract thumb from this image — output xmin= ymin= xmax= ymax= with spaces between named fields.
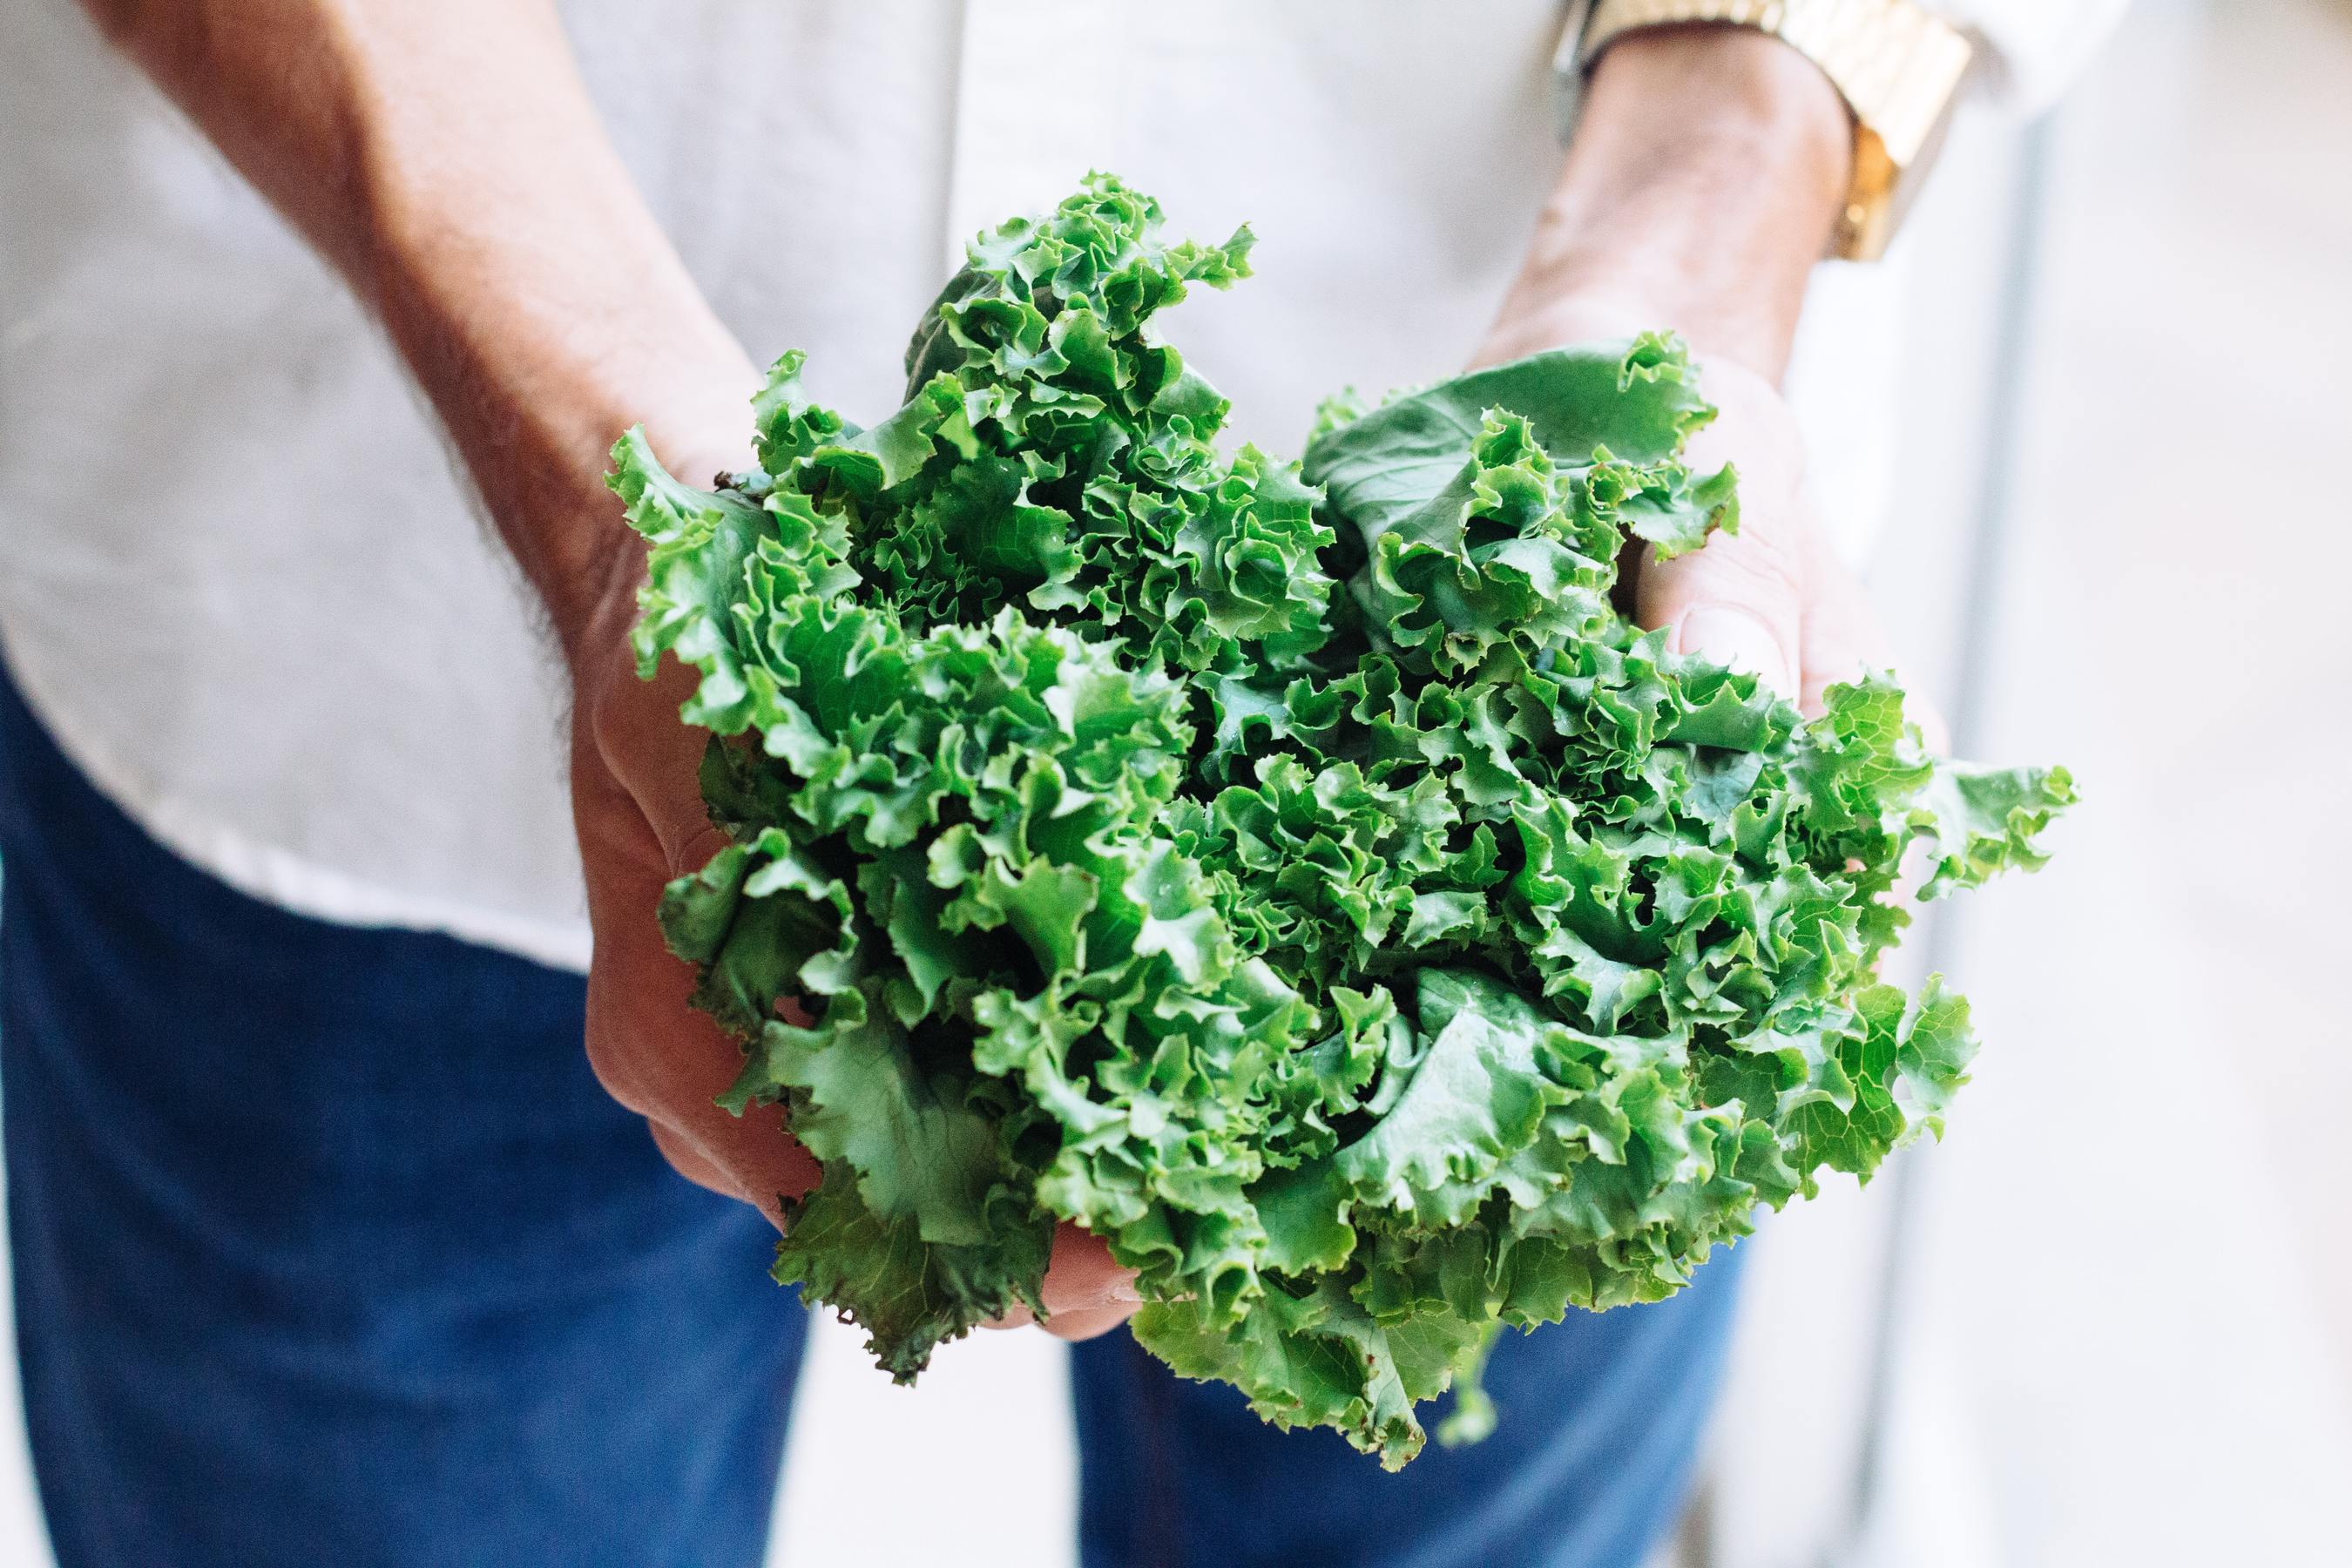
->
xmin=1636 ymin=356 xmax=1810 ymax=700
xmin=585 ymin=642 xmax=731 ymax=873
xmin=1637 ymin=531 xmax=1805 ymax=701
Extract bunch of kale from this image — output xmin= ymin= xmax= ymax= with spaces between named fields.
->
xmin=612 ymin=174 xmax=2072 ymax=1466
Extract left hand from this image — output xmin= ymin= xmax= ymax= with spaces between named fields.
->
xmin=1464 ymin=24 xmax=1938 ymax=727
xmin=1475 ymin=315 xmax=1910 ymax=726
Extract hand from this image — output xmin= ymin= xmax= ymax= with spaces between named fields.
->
xmin=1643 ymin=360 xmax=1943 ymax=741
xmin=1476 ymin=314 xmax=1903 ymax=723
xmin=564 ymin=447 xmax=1140 ymax=1340
xmin=95 ymin=0 xmax=1140 ymax=1342
xmin=567 ymin=523 xmax=818 ymax=1221
xmin=1469 ymin=24 xmax=1935 ymax=730
xmin=1474 ymin=314 xmax=1944 ymax=747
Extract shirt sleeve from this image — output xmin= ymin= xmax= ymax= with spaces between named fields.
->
xmin=1930 ymin=0 xmax=2132 ymax=113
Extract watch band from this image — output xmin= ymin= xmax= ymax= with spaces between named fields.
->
xmin=1555 ymin=0 xmax=1976 ymax=261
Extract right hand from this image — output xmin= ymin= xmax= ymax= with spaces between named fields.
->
xmin=563 ymin=449 xmax=1140 ymax=1339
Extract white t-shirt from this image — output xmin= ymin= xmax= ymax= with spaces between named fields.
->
xmin=0 ymin=0 xmax=2123 ymax=971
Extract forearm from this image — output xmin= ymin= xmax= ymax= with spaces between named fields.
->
xmin=86 ymin=0 xmax=753 ymax=656
xmin=1480 ymin=25 xmax=1854 ymax=382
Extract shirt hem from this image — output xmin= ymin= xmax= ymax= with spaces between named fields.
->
xmin=4 ymin=666 xmax=594 ymax=975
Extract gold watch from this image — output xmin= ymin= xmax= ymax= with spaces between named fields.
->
xmin=1553 ymin=0 xmax=1976 ymax=261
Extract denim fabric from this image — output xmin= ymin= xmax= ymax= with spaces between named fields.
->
xmin=0 ymin=653 xmax=1740 ymax=1567
xmin=1070 ymin=1251 xmax=1740 ymax=1568
xmin=0 ymin=657 xmax=808 ymax=1567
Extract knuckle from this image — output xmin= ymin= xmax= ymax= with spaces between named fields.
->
xmin=1710 ymin=527 xmax=1808 ymax=604
xmin=583 ymin=1017 xmax=654 ymax=1117
xmin=648 ymin=1120 xmax=743 ymax=1201
xmin=672 ymin=821 xmax=736 ymax=879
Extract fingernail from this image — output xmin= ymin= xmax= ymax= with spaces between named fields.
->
xmin=1107 ymin=1279 xmax=1143 ymax=1308
xmin=1678 ymin=607 xmax=1794 ymax=699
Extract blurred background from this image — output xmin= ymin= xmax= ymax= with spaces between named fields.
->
xmin=1 ymin=0 xmax=2345 ymax=1563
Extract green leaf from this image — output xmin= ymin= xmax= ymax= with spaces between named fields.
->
xmin=731 ymin=984 xmax=1009 ymax=1248
xmin=1334 ymin=971 xmax=1565 ymax=1223
xmin=1302 ymin=335 xmax=1713 ymax=552
xmin=772 ymin=1165 xmax=1051 ymax=1382
xmin=625 ymin=172 xmax=2070 ymax=1468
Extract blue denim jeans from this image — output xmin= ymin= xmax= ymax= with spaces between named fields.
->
xmin=0 ymin=653 xmax=1740 ymax=1567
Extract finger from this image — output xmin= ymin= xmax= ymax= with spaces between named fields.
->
xmin=984 ymin=1223 xmax=1140 ymax=1339
xmin=1034 ymin=1303 xmax=1139 ymax=1343
xmin=579 ymin=801 xmax=821 ymax=1227
xmin=649 ymin=1119 xmax=740 ymax=1200
xmin=591 ymin=1026 xmax=819 ymax=1229
xmin=591 ymin=951 xmax=821 ymax=1228
xmin=1637 ymin=362 xmax=1808 ymax=700
xmin=591 ymin=648 xmax=733 ymax=873
xmin=1639 ymin=528 xmax=1805 ymax=701
xmin=980 ymin=1301 xmax=1142 ymax=1341
xmin=1037 ymin=1227 xmax=1140 ymax=1341
xmin=1792 ymin=524 xmax=1895 ymax=720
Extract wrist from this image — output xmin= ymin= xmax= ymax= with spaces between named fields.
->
xmin=339 ymin=34 xmax=757 ymax=663
xmin=1479 ymin=25 xmax=1852 ymax=381
xmin=368 ymin=206 xmax=757 ymax=668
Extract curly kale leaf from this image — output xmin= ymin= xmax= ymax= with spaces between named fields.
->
xmin=611 ymin=172 xmax=2072 ymax=1467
